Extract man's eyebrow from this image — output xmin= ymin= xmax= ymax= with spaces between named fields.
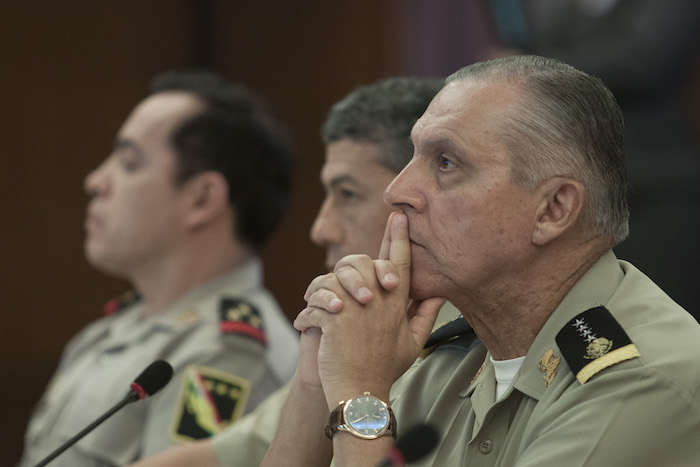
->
xmin=113 ymin=138 xmax=144 ymax=156
xmin=328 ymin=174 xmax=360 ymax=189
xmin=418 ymin=136 xmax=457 ymax=153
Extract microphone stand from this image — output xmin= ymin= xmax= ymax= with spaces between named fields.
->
xmin=33 ymin=390 xmax=139 ymax=467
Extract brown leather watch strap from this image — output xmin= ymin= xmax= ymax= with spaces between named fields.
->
xmin=325 ymin=400 xmax=346 ymax=439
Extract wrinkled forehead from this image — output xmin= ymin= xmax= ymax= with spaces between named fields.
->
xmin=411 ymin=79 xmax=521 ymax=143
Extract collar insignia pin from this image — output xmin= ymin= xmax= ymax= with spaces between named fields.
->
xmin=538 ymin=349 xmax=561 ymax=388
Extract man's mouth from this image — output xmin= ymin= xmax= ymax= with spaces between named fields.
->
xmin=84 ymin=209 xmax=103 ymax=232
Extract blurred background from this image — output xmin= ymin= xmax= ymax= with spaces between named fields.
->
xmin=1 ymin=1 xmax=698 ymax=463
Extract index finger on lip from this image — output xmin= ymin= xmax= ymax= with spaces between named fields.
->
xmin=387 ymin=212 xmax=411 ymax=286
xmin=378 ymin=212 xmax=397 ymax=261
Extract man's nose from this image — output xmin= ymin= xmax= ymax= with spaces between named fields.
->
xmin=384 ymin=159 xmax=424 ymax=213
xmin=310 ymin=199 xmax=342 ymax=248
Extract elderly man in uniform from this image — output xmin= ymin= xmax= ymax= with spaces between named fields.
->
xmin=19 ymin=71 xmax=299 ymax=466
xmin=131 ymin=77 xmax=462 ymax=467
xmin=264 ymin=56 xmax=700 ymax=466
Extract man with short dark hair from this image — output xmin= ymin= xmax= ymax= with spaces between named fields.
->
xmin=19 ymin=71 xmax=298 ymax=466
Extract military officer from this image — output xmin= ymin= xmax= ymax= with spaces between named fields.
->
xmin=266 ymin=56 xmax=700 ymax=466
xmin=19 ymin=71 xmax=298 ymax=466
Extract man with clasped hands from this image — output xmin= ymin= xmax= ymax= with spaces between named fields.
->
xmin=262 ymin=56 xmax=700 ymax=466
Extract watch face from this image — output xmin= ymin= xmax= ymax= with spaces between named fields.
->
xmin=344 ymin=394 xmax=390 ymax=439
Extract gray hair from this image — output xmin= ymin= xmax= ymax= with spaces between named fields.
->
xmin=322 ymin=77 xmax=444 ymax=173
xmin=446 ymin=55 xmax=629 ymax=245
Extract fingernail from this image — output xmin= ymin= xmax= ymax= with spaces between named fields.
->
xmin=384 ymin=273 xmax=398 ymax=283
xmin=330 ymin=298 xmax=343 ymax=310
xmin=357 ymin=287 xmax=372 ymax=300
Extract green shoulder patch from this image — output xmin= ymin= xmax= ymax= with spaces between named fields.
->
xmin=170 ymin=365 xmax=251 ymax=442
xmin=556 ymin=306 xmax=640 ymax=384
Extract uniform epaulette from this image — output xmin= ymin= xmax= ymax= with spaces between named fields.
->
xmin=103 ymin=291 xmax=141 ymax=316
xmin=421 ymin=316 xmax=479 ymax=358
xmin=556 ymin=306 xmax=640 ymax=384
xmin=219 ymin=298 xmax=267 ymax=345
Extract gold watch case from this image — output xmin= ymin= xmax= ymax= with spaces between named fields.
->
xmin=325 ymin=392 xmax=396 ymax=440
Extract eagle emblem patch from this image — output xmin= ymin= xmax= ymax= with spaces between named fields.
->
xmin=556 ymin=306 xmax=640 ymax=384
xmin=171 ymin=366 xmax=251 ymax=442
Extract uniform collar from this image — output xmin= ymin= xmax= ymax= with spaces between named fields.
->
xmin=513 ymin=250 xmax=624 ymax=401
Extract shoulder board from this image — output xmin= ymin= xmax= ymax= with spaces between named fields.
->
xmin=103 ymin=290 xmax=141 ymax=316
xmin=556 ymin=306 xmax=640 ymax=384
xmin=219 ymin=298 xmax=267 ymax=345
xmin=421 ymin=316 xmax=480 ymax=358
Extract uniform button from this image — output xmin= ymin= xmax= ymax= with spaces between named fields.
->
xmin=479 ymin=438 xmax=493 ymax=454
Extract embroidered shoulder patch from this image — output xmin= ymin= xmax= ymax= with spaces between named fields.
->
xmin=556 ymin=306 xmax=640 ymax=384
xmin=170 ymin=365 xmax=251 ymax=442
xmin=219 ymin=298 xmax=267 ymax=344
xmin=103 ymin=290 xmax=140 ymax=316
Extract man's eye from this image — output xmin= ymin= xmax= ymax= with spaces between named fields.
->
xmin=340 ymin=189 xmax=359 ymax=201
xmin=438 ymin=156 xmax=455 ymax=171
xmin=119 ymin=153 xmax=142 ymax=172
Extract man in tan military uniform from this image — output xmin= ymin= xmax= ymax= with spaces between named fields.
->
xmin=19 ymin=71 xmax=298 ymax=467
xmin=263 ymin=56 xmax=700 ymax=466
xmin=390 ymin=252 xmax=700 ymax=465
xmin=131 ymin=78 xmax=464 ymax=467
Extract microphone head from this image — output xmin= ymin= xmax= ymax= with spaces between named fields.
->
xmin=131 ymin=360 xmax=173 ymax=399
xmin=395 ymin=423 xmax=440 ymax=463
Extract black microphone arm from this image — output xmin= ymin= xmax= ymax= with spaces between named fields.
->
xmin=32 ymin=360 xmax=173 ymax=467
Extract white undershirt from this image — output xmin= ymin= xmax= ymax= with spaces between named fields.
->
xmin=491 ymin=355 xmax=526 ymax=400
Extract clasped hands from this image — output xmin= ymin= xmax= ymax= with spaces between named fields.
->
xmin=294 ymin=212 xmax=445 ymax=409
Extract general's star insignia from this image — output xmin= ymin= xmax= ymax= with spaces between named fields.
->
xmin=556 ymin=306 xmax=640 ymax=384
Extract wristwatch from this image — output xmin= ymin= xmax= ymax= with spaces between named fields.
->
xmin=325 ymin=392 xmax=396 ymax=440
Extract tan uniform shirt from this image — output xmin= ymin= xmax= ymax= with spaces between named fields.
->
xmin=390 ymin=251 xmax=700 ymax=466
xmin=20 ymin=258 xmax=298 ymax=467
xmin=209 ymin=302 xmax=463 ymax=467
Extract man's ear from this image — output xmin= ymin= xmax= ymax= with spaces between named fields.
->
xmin=532 ymin=177 xmax=585 ymax=246
xmin=184 ymin=171 xmax=230 ymax=230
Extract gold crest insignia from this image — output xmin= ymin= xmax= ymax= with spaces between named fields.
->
xmin=471 ymin=362 xmax=485 ymax=384
xmin=538 ymin=349 xmax=561 ymax=388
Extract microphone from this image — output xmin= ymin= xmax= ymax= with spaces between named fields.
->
xmin=128 ymin=359 xmax=174 ymax=401
xmin=33 ymin=360 xmax=173 ymax=467
xmin=377 ymin=423 xmax=440 ymax=467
